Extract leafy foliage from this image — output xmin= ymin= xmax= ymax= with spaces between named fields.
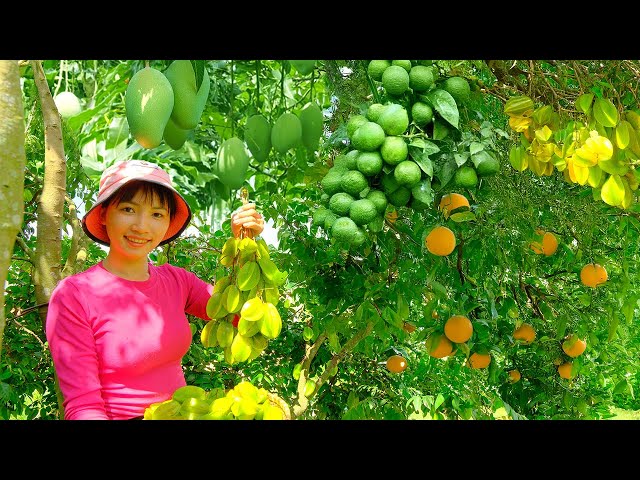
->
xmin=2 ymin=60 xmax=639 ymax=420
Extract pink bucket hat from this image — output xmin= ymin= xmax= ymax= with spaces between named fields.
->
xmin=82 ymin=160 xmax=192 ymax=246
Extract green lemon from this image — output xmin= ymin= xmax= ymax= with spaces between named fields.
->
xmin=382 ymin=65 xmax=410 ymax=96
xmin=366 ymin=103 xmax=387 ymax=122
xmin=340 ymin=170 xmax=369 ymax=196
xmin=346 ymin=114 xmax=368 ymax=140
xmin=409 ymin=65 xmax=436 ymax=92
xmin=393 ymin=160 xmax=422 ymax=188
xmin=349 ymin=198 xmax=378 ymax=226
xmin=367 ymin=60 xmax=391 ymax=81
xmin=356 ymin=151 xmax=383 ymax=176
xmin=321 ymin=170 xmax=344 ymax=196
xmin=351 ymin=121 xmax=386 ymax=151
xmin=443 ymin=76 xmax=471 ymax=105
xmin=376 ymin=103 xmax=409 ymax=136
xmin=411 ymin=101 xmax=434 ymax=127
xmin=391 ymin=60 xmax=413 ymax=72
xmin=454 ymin=165 xmax=478 ymax=188
xmin=366 ymin=189 xmax=388 ymax=214
xmin=380 ymin=135 xmax=408 ymax=165
xmin=331 ymin=217 xmax=360 ymax=244
xmin=329 ymin=192 xmax=355 ymax=216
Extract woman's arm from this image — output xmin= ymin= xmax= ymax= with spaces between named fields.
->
xmin=45 ymin=280 xmax=109 ymax=420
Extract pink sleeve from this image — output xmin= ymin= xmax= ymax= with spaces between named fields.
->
xmin=182 ymin=268 xmax=214 ymax=320
xmin=45 ymin=280 xmax=109 ymax=420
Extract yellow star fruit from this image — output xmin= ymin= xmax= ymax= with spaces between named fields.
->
xmin=574 ymin=130 xmax=613 ymax=167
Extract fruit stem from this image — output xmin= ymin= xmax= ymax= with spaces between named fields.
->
xmin=239 ymin=187 xmax=249 ymax=239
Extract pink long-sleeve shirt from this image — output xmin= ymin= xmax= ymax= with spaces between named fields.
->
xmin=45 ymin=261 xmax=213 ymax=420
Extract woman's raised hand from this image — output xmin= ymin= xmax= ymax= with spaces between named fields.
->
xmin=231 ymin=203 xmax=265 ymax=239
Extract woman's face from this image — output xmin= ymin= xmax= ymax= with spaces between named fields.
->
xmin=101 ymin=188 xmax=171 ymax=261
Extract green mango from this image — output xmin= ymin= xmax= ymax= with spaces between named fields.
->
xmin=244 ymin=114 xmax=272 ymax=163
xmin=271 ymin=112 xmax=302 ymax=154
xmin=298 ymin=102 xmax=324 ymax=152
xmin=163 ymin=116 xmax=191 ymax=150
xmin=163 ymin=60 xmax=210 ymax=130
xmin=216 ymin=137 xmax=250 ymax=190
xmin=125 ymin=66 xmax=174 ymax=149
xmin=290 ymin=60 xmax=316 ymax=75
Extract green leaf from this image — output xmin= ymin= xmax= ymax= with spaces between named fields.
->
xmin=396 ymin=293 xmax=410 ymax=320
xmin=576 ymin=93 xmax=594 ymax=114
xmin=411 ymin=180 xmax=433 ymax=205
xmin=105 ymin=116 xmax=129 ymax=149
xmin=191 ymin=60 xmax=206 ymax=92
xmin=469 ymin=141 xmax=484 ymax=155
xmin=408 ymin=137 xmax=440 ymax=156
xmin=434 ymin=393 xmax=445 ymax=411
xmin=449 ymin=211 xmax=476 ymax=222
xmin=593 ymin=97 xmax=619 ymax=128
xmin=613 ymin=379 xmax=629 ymax=395
xmin=615 ymin=121 xmax=631 ymax=149
xmin=409 ymin=146 xmax=434 ymax=178
xmin=607 ymin=309 xmax=619 ymax=342
xmin=425 ymin=89 xmax=459 ymax=129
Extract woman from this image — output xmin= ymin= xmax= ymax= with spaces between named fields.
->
xmin=45 ymin=160 xmax=264 ymax=420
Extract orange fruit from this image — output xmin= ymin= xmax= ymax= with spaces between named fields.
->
xmin=580 ymin=263 xmax=608 ymax=288
xmin=468 ymin=352 xmax=491 ymax=369
xmin=438 ymin=193 xmax=469 ymax=219
xmin=558 ymin=362 xmax=575 ymax=379
xmin=444 ymin=314 xmax=473 ymax=343
xmin=541 ymin=232 xmax=558 ymax=256
xmin=425 ymin=226 xmax=456 ymax=256
xmin=513 ymin=323 xmax=536 ymax=344
xmin=562 ymin=334 xmax=587 ymax=358
xmin=426 ymin=333 xmax=453 ymax=359
xmin=386 ymin=354 xmax=408 ymax=373
xmin=508 ymin=369 xmax=521 ymax=383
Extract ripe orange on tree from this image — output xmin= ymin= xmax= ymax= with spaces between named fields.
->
xmin=541 ymin=232 xmax=558 ymax=256
xmin=562 ymin=334 xmax=587 ymax=358
xmin=580 ymin=263 xmax=608 ymax=288
xmin=530 ymin=230 xmax=558 ymax=256
xmin=468 ymin=352 xmax=491 ymax=369
xmin=444 ymin=314 xmax=473 ymax=343
xmin=425 ymin=225 xmax=456 ymax=256
xmin=438 ymin=192 xmax=469 ymax=219
xmin=426 ymin=333 xmax=453 ymax=359
xmin=508 ymin=369 xmax=521 ymax=383
xmin=558 ymin=361 xmax=575 ymax=379
xmin=386 ymin=354 xmax=408 ymax=373
xmin=513 ymin=323 xmax=536 ymax=344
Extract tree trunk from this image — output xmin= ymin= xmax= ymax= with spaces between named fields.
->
xmin=0 ymin=61 xmax=26 ymax=361
xmin=30 ymin=60 xmax=67 ymax=418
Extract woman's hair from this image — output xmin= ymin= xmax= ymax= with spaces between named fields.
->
xmin=102 ymin=180 xmax=177 ymax=219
